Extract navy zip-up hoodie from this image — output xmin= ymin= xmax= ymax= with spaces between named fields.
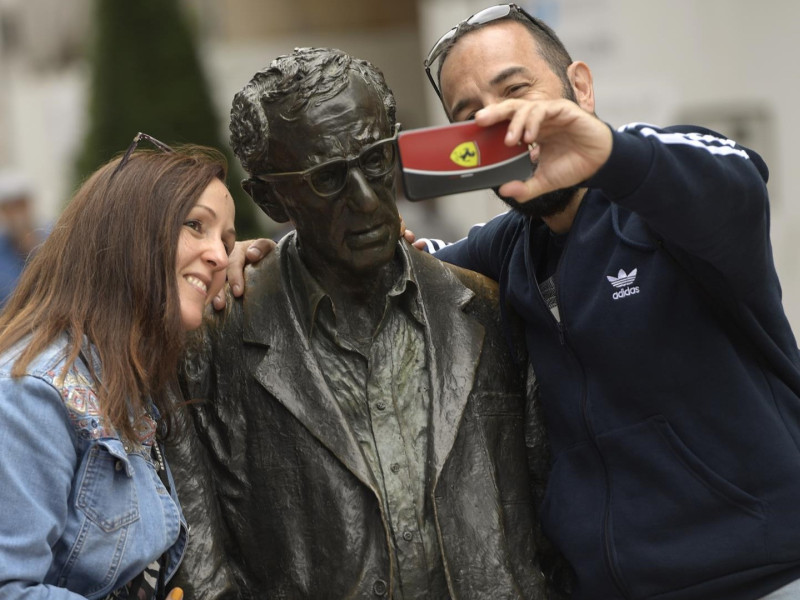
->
xmin=435 ymin=123 xmax=800 ymax=600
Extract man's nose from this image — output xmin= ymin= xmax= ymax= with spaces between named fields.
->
xmin=344 ymin=167 xmax=381 ymax=212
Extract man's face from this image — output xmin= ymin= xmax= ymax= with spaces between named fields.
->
xmin=266 ymin=74 xmax=401 ymax=278
xmin=439 ymin=20 xmax=573 ymax=122
xmin=439 ymin=20 xmax=582 ymax=219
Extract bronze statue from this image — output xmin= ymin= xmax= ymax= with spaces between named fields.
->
xmin=168 ymin=47 xmax=558 ymax=600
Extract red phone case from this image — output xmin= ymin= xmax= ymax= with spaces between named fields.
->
xmin=397 ymin=120 xmax=532 ymax=201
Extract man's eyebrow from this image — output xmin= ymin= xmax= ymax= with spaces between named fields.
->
xmin=489 ymin=66 xmax=531 ymax=87
xmin=449 ymin=66 xmax=532 ymax=119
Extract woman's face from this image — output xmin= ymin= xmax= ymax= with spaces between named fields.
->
xmin=176 ymin=178 xmax=236 ymax=331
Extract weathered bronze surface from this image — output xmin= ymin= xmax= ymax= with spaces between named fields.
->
xmin=167 ymin=47 xmax=561 ymax=600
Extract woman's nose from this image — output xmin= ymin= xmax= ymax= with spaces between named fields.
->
xmin=204 ymin=238 xmax=230 ymax=269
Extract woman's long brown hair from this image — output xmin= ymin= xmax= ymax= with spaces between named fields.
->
xmin=0 ymin=145 xmax=228 ymax=442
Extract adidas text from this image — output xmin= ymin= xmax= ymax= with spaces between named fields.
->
xmin=612 ymin=286 xmax=640 ymax=300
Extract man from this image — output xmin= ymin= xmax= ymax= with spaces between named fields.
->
xmin=414 ymin=4 xmax=800 ymax=600
xmin=169 ymin=47 xmax=560 ymax=600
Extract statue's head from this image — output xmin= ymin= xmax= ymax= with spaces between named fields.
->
xmin=231 ymin=47 xmax=401 ymax=278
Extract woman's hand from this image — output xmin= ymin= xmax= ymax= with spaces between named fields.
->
xmin=166 ymin=587 xmax=184 ymax=600
xmin=213 ymin=238 xmax=277 ymax=310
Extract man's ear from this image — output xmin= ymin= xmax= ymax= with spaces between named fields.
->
xmin=567 ymin=60 xmax=595 ymax=115
xmin=241 ymin=178 xmax=291 ymax=223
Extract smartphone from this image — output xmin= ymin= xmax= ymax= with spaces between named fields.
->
xmin=397 ymin=120 xmax=533 ymax=201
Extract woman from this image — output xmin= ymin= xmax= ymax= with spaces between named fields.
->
xmin=0 ymin=135 xmax=235 ymax=599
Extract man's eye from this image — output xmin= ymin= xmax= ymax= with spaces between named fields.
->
xmin=506 ymin=83 xmax=530 ymax=97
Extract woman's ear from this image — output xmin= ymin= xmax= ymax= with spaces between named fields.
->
xmin=242 ymin=178 xmax=290 ymax=223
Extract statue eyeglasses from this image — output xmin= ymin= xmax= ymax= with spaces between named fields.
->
xmin=254 ymin=124 xmax=400 ymax=198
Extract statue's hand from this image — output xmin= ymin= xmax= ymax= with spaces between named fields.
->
xmin=213 ymin=238 xmax=277 ymax=310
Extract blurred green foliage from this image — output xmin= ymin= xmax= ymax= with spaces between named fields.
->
xmin=75 ymin=0 xmax=266 ymax=239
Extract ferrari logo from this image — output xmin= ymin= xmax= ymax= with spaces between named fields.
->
xmin=450 ymin=141 xmax=480 ymax=167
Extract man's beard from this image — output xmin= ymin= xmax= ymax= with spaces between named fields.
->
xmin=493 ymin=178 xmax=579 ymax=220
xmin=494 ymin=81 xmax=581 ymax=220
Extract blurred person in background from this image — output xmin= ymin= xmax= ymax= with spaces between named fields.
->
xmin=0 ymin=169 xmax=46 ymax=306
xmin=0 ymin=136 xmax=235 ymax=599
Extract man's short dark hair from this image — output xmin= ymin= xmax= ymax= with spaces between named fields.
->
xmin=436 ymin=11 xmax=574 ymax=101
xmin=230 ymin=47 xmax=397 ymax=175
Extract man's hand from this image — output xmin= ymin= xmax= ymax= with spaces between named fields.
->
xmin=474 ymin=98 xmax=613 ymax=203
xmin=401 ymin=216 xmax=437 ymax=251
xmin=212 ymin=238 xmax=277 ymax=311
xmin=399 ymin=217 xmax=418 ymax=245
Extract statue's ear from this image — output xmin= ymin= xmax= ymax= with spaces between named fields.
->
xmin=241 ymin=178 xmax=290 ymax=224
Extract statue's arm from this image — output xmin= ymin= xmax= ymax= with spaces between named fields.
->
xmin=167 ymin=328 xmax=241 ymax=600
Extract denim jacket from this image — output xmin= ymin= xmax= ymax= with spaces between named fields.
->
xmin=0 ymin=335 xmax=187 ymax=599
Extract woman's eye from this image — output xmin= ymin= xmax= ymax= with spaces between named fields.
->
xmin=184 ymin=219 xmax=203 ymax=232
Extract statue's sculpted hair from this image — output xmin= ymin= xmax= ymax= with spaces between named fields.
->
xmin=230 ymin=47 xmax=397 ymax=175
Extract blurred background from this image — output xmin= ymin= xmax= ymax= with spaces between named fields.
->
xmin=1 ymin=0 xmax=799 ymax=326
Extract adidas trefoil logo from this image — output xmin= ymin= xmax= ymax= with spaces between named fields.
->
xmin=607 ymin=268 xmax=640 ymax=300
xmin=607 ymin=268 xmax=637 ymax=288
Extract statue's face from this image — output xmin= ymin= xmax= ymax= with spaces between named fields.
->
xmin=267 ymin=74 xmax=400 ymax=278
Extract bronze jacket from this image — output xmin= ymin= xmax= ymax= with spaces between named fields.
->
xmin=168 ymin=238 xmax=557 ymax=600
